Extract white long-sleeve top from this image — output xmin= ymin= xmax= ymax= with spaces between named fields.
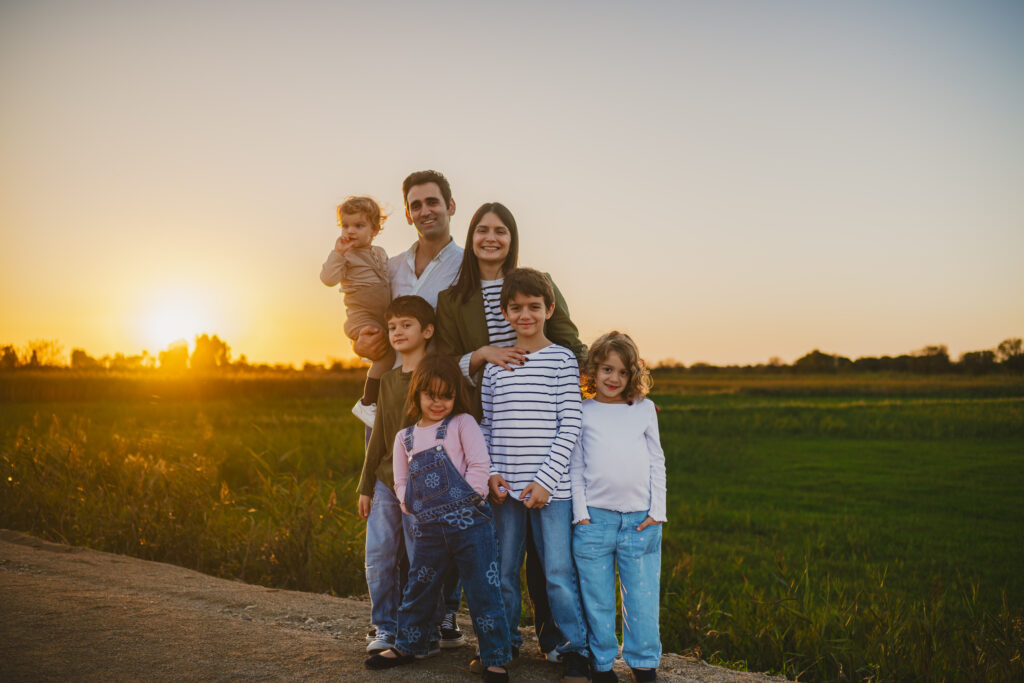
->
xmin=570 ymin=398 xmax=667 ymax=524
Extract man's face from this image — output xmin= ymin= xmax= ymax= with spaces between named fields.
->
xmin=405 ymin=182 xmax=455 ymax=241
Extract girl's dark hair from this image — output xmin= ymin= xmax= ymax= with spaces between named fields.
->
xmin=405 ymin=353 xmax=473 ymax=423
xmin=449 ymin=202 xmax=520 ymax=303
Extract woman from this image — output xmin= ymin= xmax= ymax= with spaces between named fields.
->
xmin=434 ymin=201 xmax=586 ymax=664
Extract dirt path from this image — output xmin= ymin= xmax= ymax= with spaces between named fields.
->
xmin=0 ymin=530 xmax=782 ymax=682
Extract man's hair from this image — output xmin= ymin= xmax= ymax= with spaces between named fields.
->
xmin=449 ymin=202 xmax=520 ymax=304
xmin=500 ymin=267 xmax=555 ymax=311
xmin=336 ymin=196 xmax=387 ymax=230
xmin=402 ymin=170 xmax=452 ymax=209
xmin=582 ymin=331 xmax=653 ymax=404
xmin=385 ymin=295 xmax=436 ymax=329
xmin=404 ymin=353 xmax=472 ymax=424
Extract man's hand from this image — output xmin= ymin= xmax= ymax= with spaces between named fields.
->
xmin=357 ymin=494 xmax=372 ymax=520
xmin=575 ymin=519 xmax=591 ymax=526
xmin=520 ymin=482 xmax=551 ymax=509
xmin=488 ymin=474 xmax=510 ymax=504
xmin=637 ymin=516 xmax=661 ymax=531
xmin=353 ymin=326 xmax=388 ymax=361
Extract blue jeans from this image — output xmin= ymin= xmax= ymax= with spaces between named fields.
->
xmin=493 ymin=497 xmax=588 ymax=654
xmin=396 ymin=503 xmax=511 ymax=665
xmin=365 ymin=479 xmax=414 ymax=639
xmin=572 ymin=507 xmax=662 ymax=671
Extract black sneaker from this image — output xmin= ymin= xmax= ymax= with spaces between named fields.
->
xmin=439 ymin=611 xmax=466 ymax=648
xmin=365 ymin=626 xmax=377 ymax=643
xmin=630 ymin=667 xmax=657 ymax=682
xmin=593 ymin=668 xmax=619 ymax=683
xmin=561 ymin=651 xmax=591 ymax=683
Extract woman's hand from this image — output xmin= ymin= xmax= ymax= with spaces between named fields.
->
xmin=488 ymin=474 xmax=510 ymax=504
xmin=353 ymin=326 xmax=388 ymax=361
xmin=471 ymin=345 xmax=528 ymax=373
xmin=357 ymin=494 xmax=372 ymax=520
xmin=637 ymin=516 xmax=661 ymax=531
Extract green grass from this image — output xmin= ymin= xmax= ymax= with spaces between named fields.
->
xmin=1 ymin=373 xmax=1022 ymax=681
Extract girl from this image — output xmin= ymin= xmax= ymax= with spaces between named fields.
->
xmin=570 ymin=332 xmax=666 ymax=683
xmin=319 ymin=196 xmax=394 ymax=428
xmin=365 ymin=353 xmax=512 ymax=682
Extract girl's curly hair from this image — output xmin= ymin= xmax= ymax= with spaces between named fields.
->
xmin=581 ymin=331 xmax=653 ymax=404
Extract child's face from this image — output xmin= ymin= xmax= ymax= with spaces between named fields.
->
xmin=502 ymin=292 xmax=554 ymax=340
xmin=594 ymin=350 xmax=629 ymax=403
xmin=418 ymin=382 xmax=454 ymax=426
xmin=387 ymin=315 xmax=433 ymax=354
xmin=339 ymin=212 xmax=378 ymax=249
xmin=472 ymin=212 xmax=512 ymax=270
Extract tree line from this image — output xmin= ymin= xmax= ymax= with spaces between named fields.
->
xmin=2 ymin=336 xmax=1021 ymax=375
xmin=656 ymin=338 xmax=1024 ymax=375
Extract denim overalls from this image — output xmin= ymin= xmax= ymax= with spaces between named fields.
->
xmin=394 ymin=417 xmax=512 ymax=667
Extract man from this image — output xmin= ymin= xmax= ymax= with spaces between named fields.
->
xmin=352 ymin=170 xmax=463 ymax=361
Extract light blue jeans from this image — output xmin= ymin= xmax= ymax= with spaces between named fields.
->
xmin=572 ymin=507 xmax=662 ymax=671
xmin=493 ymin=497 xmax=588 ymax=654
xmin=365 ymin=479 xmax=414 ymax=639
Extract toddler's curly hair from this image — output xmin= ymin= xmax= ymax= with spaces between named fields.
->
xmin=582 ymin=331 xmax=653 ymax=404
xmin=336 ymin=196 xmax=389 ymax=230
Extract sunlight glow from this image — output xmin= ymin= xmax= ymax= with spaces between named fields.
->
xmin=142 ymin=294 xmax=212 ymax=351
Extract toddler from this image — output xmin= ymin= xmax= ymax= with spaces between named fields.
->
xmin=320 ymin=196 xmax=394 ymax=426
xmin=570 ymin=331 xmax=666 ymax=683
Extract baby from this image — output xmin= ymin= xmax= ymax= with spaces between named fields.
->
xmin=320 ymin=196 xmax=394 ymax=427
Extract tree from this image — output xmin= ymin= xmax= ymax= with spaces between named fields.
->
xmin=190 ymin=334 xmax=231 ymax=371
xmin=959 ymin=350 xmax=996 ymax=375
xmin=0 ymin=345 xmax=17 ymax=370
xmin=25 ymin=339 xmax=65 ymax=367
xmin=794 ymin=349 xmax=852 ymax=373
xmin=70 ymin=348 xmax=101 ymax=370
xmin=158 ymin=340 xmax=189 ymax=372
xmin=997 ymin=337 xmax=1024 ymax=373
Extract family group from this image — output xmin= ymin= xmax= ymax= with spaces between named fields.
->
xmin=320 ymin=170 xmax=667 ymax=683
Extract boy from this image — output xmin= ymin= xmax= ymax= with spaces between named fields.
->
xmin=357 ymin=295 xmax=441 ymax=654
xmin=480 ymin=268 xmax=590 ymax=683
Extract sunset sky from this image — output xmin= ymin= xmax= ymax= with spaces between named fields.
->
xmin=2 ymin=0 xmax=1022 ymax=367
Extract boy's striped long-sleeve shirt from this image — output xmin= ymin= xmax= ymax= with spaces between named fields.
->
xmin=480 ymin=343 xmax=583 ymax=501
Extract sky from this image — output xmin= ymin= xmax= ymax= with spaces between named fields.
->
xmin=1 ymin=0 xmax=1022 ymax=367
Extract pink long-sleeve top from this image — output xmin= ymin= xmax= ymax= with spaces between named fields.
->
xmin=392 ymin=413 xmax=492 ymax=505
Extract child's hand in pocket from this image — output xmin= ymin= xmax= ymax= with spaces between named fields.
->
xmin=636 ymin=516 xmax=661 ymax=531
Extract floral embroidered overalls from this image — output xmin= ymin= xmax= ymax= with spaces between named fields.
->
xmin=393 ymin=416 xmax=512 ymax=667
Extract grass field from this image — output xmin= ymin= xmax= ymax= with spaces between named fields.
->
xmin=2 ymin=371 xmax=1022 ymax=681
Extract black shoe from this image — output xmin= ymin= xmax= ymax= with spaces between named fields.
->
xmin=364 ymin=648 xmax=416 ymax=670
xmin=470 ymin=647 xmax=518 ymax=674
xmin=440 ymin=611 xmax=466 ymax=648
xmin=630 ymin=668 xmax=657 ymax=682
xmin=561 ymin=651 xmax=591 ymax=682
xmin=483 ymin=669 xmax=510 ymax=683
xmin=593 ymin=669 xmax=619 ymax=683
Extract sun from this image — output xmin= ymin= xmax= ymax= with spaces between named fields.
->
xmin=142 ymin=294 xmax=211 ymax=351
